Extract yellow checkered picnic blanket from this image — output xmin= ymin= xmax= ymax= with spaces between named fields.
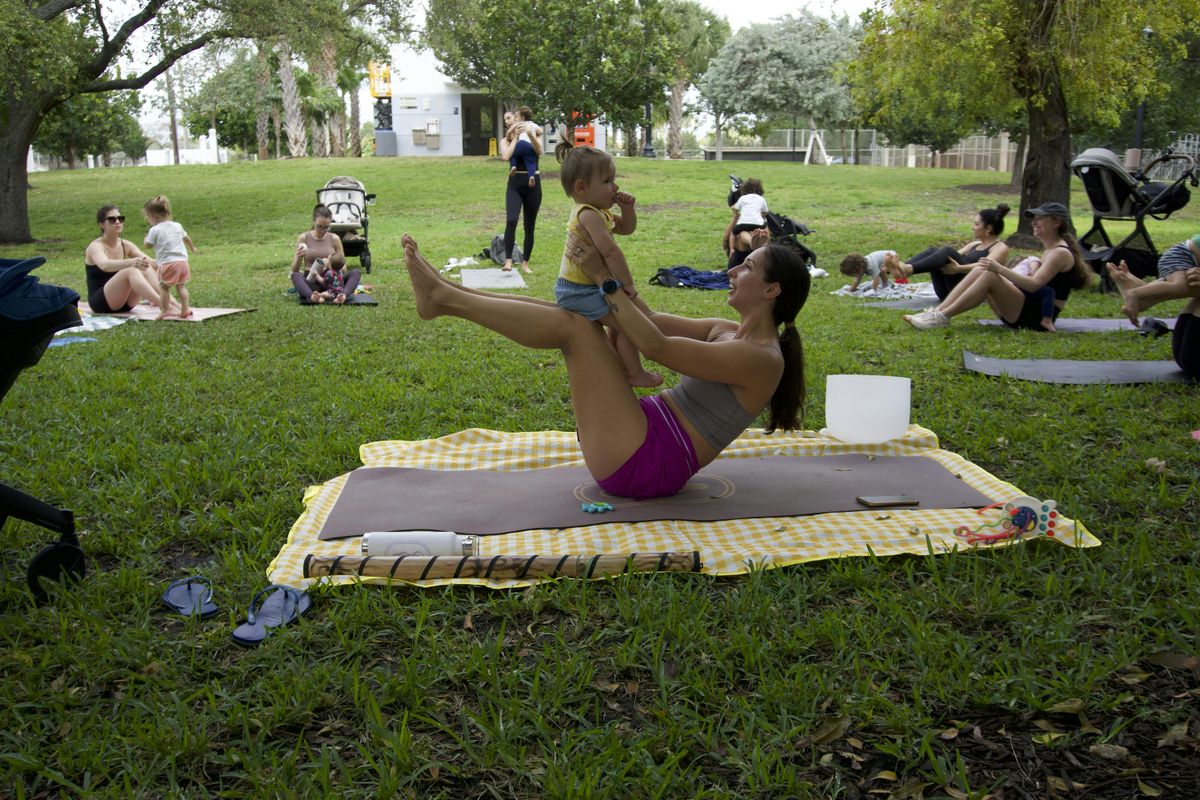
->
xmin=267 ymin=425 xmax=1099 ymax=589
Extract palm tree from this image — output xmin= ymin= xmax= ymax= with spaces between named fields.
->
xmin=662 ymin=1 xmax=730 ymax=159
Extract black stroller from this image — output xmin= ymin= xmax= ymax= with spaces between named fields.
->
xmin=727 ymin=175 xmax=818 ymax=269
xmin=315 ymin=176 xmax=376 ymax=272
xmin=1070 ymin=147 xmax=1197 ymax=281
xmin=0 ymin=257 xmax=86 ymax=602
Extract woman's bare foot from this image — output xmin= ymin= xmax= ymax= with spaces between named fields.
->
xmin=402 ymin=234 xmax=451 ymax=319
xmin=1106 ymin=261 xmax=1146 ymax=324
xmin=521 ymin=262 xmax=533 ymax=274
xmin=1039 ymin=318 xmax=1057 ymax=333
xmin=332 ymin=293 xmax=346 ymax=305
xmin=311 ymin=293 xmax=325 ymax=304
xmin=502 ymin=259 xmax=514 ymax=272
xmin=627 ymin=370 xmax=664 ymax=388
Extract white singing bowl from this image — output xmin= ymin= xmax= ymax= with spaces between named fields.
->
xmin=824 ymin=375 xmax=911 ymax=444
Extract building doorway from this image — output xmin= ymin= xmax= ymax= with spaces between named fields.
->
xmin=461 ymin=94 xmax=495 ymax=156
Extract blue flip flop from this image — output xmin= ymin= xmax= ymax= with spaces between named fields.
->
xmin=162 ymin=575 xmax=219 ymax=619
xmin=231 ymin=585 xmax=312 ymax=646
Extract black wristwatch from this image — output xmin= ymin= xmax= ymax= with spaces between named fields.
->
xmin=601 ymin=278 xmax=621 ymax=295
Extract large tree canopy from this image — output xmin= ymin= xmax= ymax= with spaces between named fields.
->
xmin=699 ymin=13 xmax=860 ymax=160
xmin=0 ymin=0 xmax=378 ymax=243
xmin=423 ymin=0 xmax=674 ymax=130
xmin=852 ymin=0 xmax=1199 ymax=234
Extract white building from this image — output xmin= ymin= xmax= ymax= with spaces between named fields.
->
xmin=372 ymin=45 xmax=606 ymax=157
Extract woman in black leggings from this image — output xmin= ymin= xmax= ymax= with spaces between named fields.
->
xmin=1174 ymin=269 xmax=1200 ymax=380
xmin=498 ymin=107 xmax=542 ymax=273
xmin=886 ymin=204 xmax=1012 ymax=300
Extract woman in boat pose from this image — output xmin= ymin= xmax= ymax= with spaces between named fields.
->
xmin=400 ymin=233 xmax=810 ymax=499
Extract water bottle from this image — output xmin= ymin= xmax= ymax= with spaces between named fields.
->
xmin=361 ymin=531 xmax=477 ymax=557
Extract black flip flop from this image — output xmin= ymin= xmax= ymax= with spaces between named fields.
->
xmin=231 ymin=585 xmax=312 ymax=646
xmin=162 ymin=575 xmax=219 ymax=619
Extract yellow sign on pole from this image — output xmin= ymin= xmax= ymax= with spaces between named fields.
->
xmin=368 ymin=61 xmax=392 ymax=98
xmin=489 ymin=137 xmax=497 ymax=157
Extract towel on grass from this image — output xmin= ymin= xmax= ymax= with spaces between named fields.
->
xmin=267 ymin=426 xmax=1099 ymax=590
xmin=460 ymin=269 xmax=528 ymax=289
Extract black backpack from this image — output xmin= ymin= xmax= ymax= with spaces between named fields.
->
xmin=481 ymin=234 xmax=523 ymax=266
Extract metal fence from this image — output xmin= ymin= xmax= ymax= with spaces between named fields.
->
xmin=752 ymin=128 xmax=1020 ymax=171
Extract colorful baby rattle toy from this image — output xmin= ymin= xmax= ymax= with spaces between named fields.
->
xmin=954 ymin=495 xmax=1063 ymax=546
xmin=581 ymin=502 xmax=615 ymax=514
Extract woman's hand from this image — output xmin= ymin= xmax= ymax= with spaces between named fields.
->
xmin=1186 ymin=267 xmax=1200 ymax=289
xmin=978 ymin=256 xmax=1001 ymax=274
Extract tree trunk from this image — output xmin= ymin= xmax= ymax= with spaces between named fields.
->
xmin=278 ymin=48 xmax=307 ymax=158
xmin=254 ymin=43 xmax=272 ymax=161
xmin=623 ymin=124 xmax=638 ymax=157
xmin=312 ymin=119 xmax=329 ymax=157
xmin=714 ymin=118 xmax=723 ymax=161
xmin=1018 ymin=65 xmax=1072 ymax=237
xmin=0 ymin=101 xmax=44 ymax=243
xmin=318 ymin=37 xmax=345 ymax=157
xmin=1009 ymin=131 xmax=1027 ymax=189
xmin=667 ymin=79 xmax=684 ymax=159
xmin=349 ymin=87 xmax=362 ymax=157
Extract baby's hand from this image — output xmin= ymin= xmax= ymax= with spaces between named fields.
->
xmin=615 ymin=191 xmax=636 ymax=208
xmin=749 ymin=228 xmax=770 ymax=249
xmin=1186 ymin=267 xmax=1200 ymax=289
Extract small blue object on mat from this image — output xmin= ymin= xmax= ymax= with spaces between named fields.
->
xmin=581 ymin=502 xmax=615 ymax=514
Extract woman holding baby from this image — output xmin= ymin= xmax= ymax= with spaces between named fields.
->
xmin=289 ymin=204 xmax=360 ymax=303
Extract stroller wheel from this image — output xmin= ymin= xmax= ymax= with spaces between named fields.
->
xmin=27 ymin=540 xmax=86 ymax=604
xmin=361 ymin=249 xmax=372 ymax=273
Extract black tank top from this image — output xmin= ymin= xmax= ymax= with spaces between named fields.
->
xmin=1045 ymin=244 xmax=1078 ymax=303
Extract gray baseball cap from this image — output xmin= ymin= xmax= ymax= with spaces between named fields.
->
xmin=1023 ymin=202 xmax=1070 ymax=220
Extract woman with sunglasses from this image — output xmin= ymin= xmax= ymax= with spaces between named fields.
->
xmin=85 ymin=205 xmax=177 ymax=314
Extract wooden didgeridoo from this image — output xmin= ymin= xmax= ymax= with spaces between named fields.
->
xmin=303 ymin=552 xmax=703 ymax=581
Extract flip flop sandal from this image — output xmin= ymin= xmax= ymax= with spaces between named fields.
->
xmin=231 ymin=585 xmax=312 ymax=646
xmin=162 ymin=575 xmax=219 ymax=619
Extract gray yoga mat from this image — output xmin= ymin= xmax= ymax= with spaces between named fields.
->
xmin=977 ymin=317 xmax=1176 ymax=333
xmin=864 ymin=296 xmax=940 ymax=310
xmin=963 ymin=351 xmax=1190 ymax=384
xmin=317 ymin=454 xmax=997 ymax=539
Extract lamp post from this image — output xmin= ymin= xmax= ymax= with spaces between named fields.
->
xmin=641 ymin=103 xmax=656 ymax=158
xmin=1125 ymin=26 xmax=1154 ymax=170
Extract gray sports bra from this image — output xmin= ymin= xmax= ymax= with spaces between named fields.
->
xmin=662 ymin=374 xmax=758 ymax=451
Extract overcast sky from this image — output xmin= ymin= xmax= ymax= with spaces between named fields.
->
xmin=696 ymin=0 xmax=879 ymax=28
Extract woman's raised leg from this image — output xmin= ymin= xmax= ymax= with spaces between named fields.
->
xmin=403 ymin=235 xmax=646 ymax=478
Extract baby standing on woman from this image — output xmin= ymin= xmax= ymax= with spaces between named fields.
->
xmin=142 ymin=195 xmax=196 ymax=319
xmin=554 ymin=142 xmax=661 ymax=387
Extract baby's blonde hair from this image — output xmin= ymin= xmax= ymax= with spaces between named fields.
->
xmin=143 ymin=195 xmax=172 ymax=221
xmin=555 ymin=142 xmax=613 ymax=197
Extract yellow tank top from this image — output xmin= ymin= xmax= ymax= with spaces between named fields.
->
xmin=558 ymin=202 xmax=614 ymax=285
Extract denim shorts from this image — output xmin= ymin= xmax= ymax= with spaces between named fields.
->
xmin=555 ymin=277 xmax=609 ymax=321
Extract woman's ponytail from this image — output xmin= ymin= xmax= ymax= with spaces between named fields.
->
xmin=763 ymin=245 xmax=811 ymax=432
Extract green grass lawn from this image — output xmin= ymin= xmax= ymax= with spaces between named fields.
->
xmin=2 ymin=156 xmax=1197 ymax=798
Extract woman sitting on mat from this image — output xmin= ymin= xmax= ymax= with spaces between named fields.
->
xmin=903 ymin=202 xmax=1090 ymax=330
xmin=401 ymin=231 xmax=810 ymax=499
xmin=85 ymin=205 xmax=178 ymax=315
xmin=884 ymin=204 xmax=1012 ymax=300
xmin=289 ymin=204 xmax=360 ymax=304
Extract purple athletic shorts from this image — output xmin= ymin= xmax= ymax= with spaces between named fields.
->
xmin=596 ymin=395 xmax=700 ymax=499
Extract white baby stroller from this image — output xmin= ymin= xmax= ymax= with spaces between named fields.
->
xmin=315 ymin=176 xmax=376 ymax=272
xmin=1070 ymin=147 xmax=1196 ymax=281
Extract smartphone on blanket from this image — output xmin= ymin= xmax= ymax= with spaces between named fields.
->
xmin=856 ymin=495 xmax=919 ymax=508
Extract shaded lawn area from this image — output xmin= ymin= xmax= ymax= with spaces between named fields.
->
xmin=1 ymin=156 xmax=1198 ymax=798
